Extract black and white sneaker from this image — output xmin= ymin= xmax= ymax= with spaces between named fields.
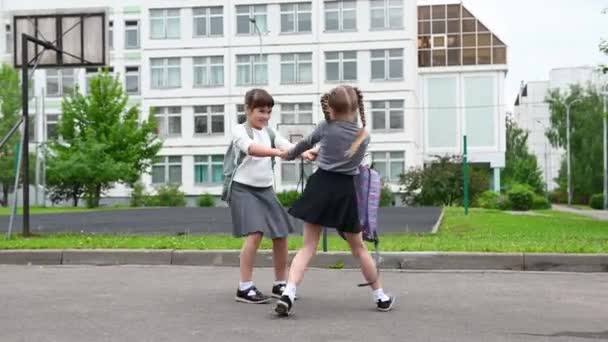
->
xmin=235 ymin=286 xmax=271 ymax=304
xmin=274 ymin=295 xmax=293 ymax=317
xmin=271 ymin=284 xmax=298 ymax=300
xmin=376 ymin=295 xmax=396 ymax=312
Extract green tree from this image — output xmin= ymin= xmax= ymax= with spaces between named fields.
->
xmin=545 ymin=84 xmax=604 ymax=203
xmin=0 ymin=64 xmax=22 ymax=207
xmin=502 ymin=117 xmax=544 ymax=194
xmin=47 ymin=71 xmax=161 ymax=207
xmin=399 ymin=155 xmax=489 ymax=206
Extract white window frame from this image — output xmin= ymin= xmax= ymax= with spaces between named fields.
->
xmin=153 ymin=106 xmax=182 ymax=137
xmin=152 ymin=156 xmax=182 ymax=185
xmin=193 ymin=6 xmax=224 ymax=37
xmin=45 ymin=113 xmax=60 ymax=140
xmin=371 ymin=49 xmax=404 ymax=81
xmin=194 ymin=105 xmax=225 ymax=135
xmin=236 ymin=104 xmax=247 ymax=124
xmin=325 ymin=51 xmax=357 ymax=82
xmin=236 ymin=54 xmax=268 ymax=86
xmin=150 ymin=57 xmax=181 ymax=89
xmin=280 ymin=2 xmax=312 ymax=33
xmin=372 ymin=151 xmax=405 ymax=182
xmin=324 ymin=0 xmax=357 ymax=32
xmin=431 ymin=34 xmax=447 ymax=49
xmin=194 ymin=155 xmax=224 ymax=185
xmin=280 ymin=53 xmax=312 ymax=84
xmin=150 ymin=8 xmax=181 ymax=39
xmin=125 ymin=66 xmax=140 ymax=95
xmin=280 ymin=103 xmax=313 ymax=124
xmin=370 ymin=100 xmax=404 ymax=131
xmin=236 ymin=5 xmax=267 ymax=35
xmin=281 ymin=160 xmax=313 ymax=185
xmin=370 ymin=0 xmax=404 ymax=30
xmin=124 ymin=20 xmax=140 ymax=49
xmin=46 ymin=69 xmax=76 ymax=97
xmin=193 ymin=56 xmax=224 ymax=87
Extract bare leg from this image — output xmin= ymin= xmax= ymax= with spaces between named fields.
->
xmin=272 ymin=237 xmax=288 ymax=281
xmin=239 ymin=232 xmax=263 ymax=282
xmin=287 ymin=223 xmax=322 ymax=286
xmin=343 ymin=231 xmax=381 ymax=290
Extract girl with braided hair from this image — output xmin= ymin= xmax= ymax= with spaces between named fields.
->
xmin=274 ymin=85 xmax=395 ymax=316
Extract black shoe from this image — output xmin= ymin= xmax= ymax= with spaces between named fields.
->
xmin=235 ymin=286 xmax=271 ymax=304
xmin=271 ymin=284 xmax=298 ymax=300
xmin=376 ymin=295 xmax=396 ymax=312
xmin=274 ymin=295 xmax=293 ymax=317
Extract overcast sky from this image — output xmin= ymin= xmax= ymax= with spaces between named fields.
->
xmin=459 ymin=0 xmax=608 ymax=108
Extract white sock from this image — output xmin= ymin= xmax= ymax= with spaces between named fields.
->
xmin=239 ymin=281 xmax=254 ymax=291
xmin=283 ymin=282 xmax=297 ymax=302
xmin=274 ymin=280 xmax=287 ymax=286
xmin=373 ymin=288 xmax=390 ymax=302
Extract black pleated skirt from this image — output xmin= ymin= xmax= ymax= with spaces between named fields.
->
xmin=288 ymin=169 xmax=361 ymax=233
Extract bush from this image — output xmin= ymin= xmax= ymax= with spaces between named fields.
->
xmin=130 ymin=182 xmax=146 ymax=207
xmin=277 ymin=191 xmax=301 ymax=207
xmin=507 ymin=184 xmax=535 ymax=211
xmin=380 ymin=184 xmax=393 ymax=207
xmin=475 ymin=191 xmax=500 ymax=209
xmin=197 ymin=194 xmax=215 ymax=207
xmin=497 ymin=195 xmax=512 ymax=211
xmin=590 ymin=194 xmax=604 ymax=210
xmin=532 ymin=194 xmax=551 ymax=210
xmin=548 ymin=190 xmax=567 ymax=204
xmin=155 ymin=185 xmax=186 ymax=207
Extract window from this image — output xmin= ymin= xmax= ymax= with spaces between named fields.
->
xmin=85 ymin=67 xmax=114 ymax=93
xmin=194 ymin=155 xmax=224 ymax=184
xmin=371 ymin=100 xmax=404 ymax=131
xmin=325 ymin=51 xmax=357 ymax=82
xmin=372 ymin=151 xmax=404 ymax=182
xmin=236 ymin=54 xmax=267 ymax=85
xmin=193 ymin=6 xmax=223 ymax=37
xmin=125 ymin=66 xmax=140 ymax=94
xmin=108 ymin=21 xmax=113 ymax=50
xmin=46 ymin=69 xmax=76 ymax=97
xmin=236 ymin=5 xmax=267 ymax=35
xmin=324 ymin=0 xmax=356 ymax=31
xmin=371 ymin=49 xmax=403 ymax=81
xmin=370 ymin=0 xmax=403 ymax=29
xmin=193 ymin=56 xmax=224 ymax=87
xmin=5 ymin=24 xmax=12 ymax=53
xmin=280 ymin=53 xmax=312 ymax=84
xmin=152 ymin=156 xmax=182 ymax=184
xmin=236 ymin=104 xmax=247 ymax=124
xmin=280 ymin=3 xmax=312 ymax=33
xmin=280 ymin=103 xmax=313 ymax=124
xmin=150 ymin=8 xmax=181 ymax=39
xmin=153 ymin=106 xmax=181 ymax=137
xmin=150 ymin=58 xmax=181 ymax=88
xmin=125 ymin=20 xmax=140 ymax=49
xmin=281 ymin=161 xmax=313 ymax=184
xmin=46 ymin=114 xmax=60 ymax=140
xmin=194 ymin=105 xmax=225 ymax=134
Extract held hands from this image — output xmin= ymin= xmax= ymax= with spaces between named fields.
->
xmin=271 ymin=148 xmax=318 ymax=161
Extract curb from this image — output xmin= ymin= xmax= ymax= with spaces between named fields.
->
xmin=0 ymin=250 xmax=607 ymax=272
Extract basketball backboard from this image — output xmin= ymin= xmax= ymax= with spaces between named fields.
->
xmin=12 ymin=8 xmax=108 ymax=68
xmin=276 ymin=123 xmax=316 ymax=144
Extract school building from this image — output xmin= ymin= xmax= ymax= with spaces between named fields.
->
xmin=0 ymin=0 xmax=507 ymax=205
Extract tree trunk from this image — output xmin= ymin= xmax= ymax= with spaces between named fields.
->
xmin=95 ymin=184 xmax=102 ymax=207
xmin=72 ymin=185 xmax=80 ymax=207
xmin=1 ymin=184 xmax=8 ymax=207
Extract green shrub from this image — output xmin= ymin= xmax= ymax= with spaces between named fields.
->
xmin=548 ymin=190 xmax=567 ymax=204
xmin=380 ymin=184 xmax=393 ymax=207
xmin=277 ymin=191 xmax=301 ymax=207
xmin=197 ymin=194 xmax=215 ymax=207
xmin=155 ymin=185 xmax=186 ymax=207
xmin=475 ymin=191 xmax=500 ymax=209
xmin=130 ymin=182 xmax=146 ymax=207
xmin=590 ymin=194 xmax=604 ymax=210
xmin=532 ymin=194 xmax=551 ymax=210
xmin=507 ymin=184 xmax=535 ymax=211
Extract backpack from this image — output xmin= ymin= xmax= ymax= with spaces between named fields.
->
xmin=338 ymin=164 xmax=382 ymax=286
xmin=221 ymin=124 xmax=276 ymax=203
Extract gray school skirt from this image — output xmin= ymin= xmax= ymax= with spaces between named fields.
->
xmin=229 ymin=182 xmax=294 ymax=239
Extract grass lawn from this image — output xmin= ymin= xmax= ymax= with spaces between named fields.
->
xmin=0 ymin=206 xmax=136 ymax=216
xmin=0 ymin=207 xmax=607 ymax=253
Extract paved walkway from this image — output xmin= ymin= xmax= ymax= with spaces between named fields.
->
xmin=552 ymin=204 xmax=608 ymax=220
xmin=0 ymin=207 xmax=442 ymax=235
xmin=1 ymin=265 xmax=607 ymax=342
